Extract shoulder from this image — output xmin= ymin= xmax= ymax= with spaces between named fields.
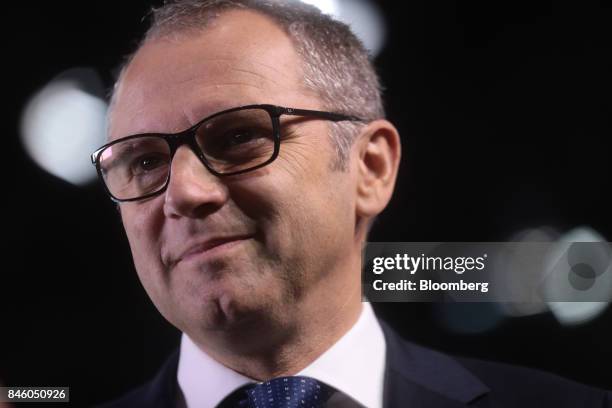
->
xmin=456 ymin=355 xmax=609 ymax=407
xmin=95 ymin=383 xmax=154 ymax=408
xmin=94 ymin=350 xmax=180 ymax=408
xmin=379 ymin=319 xmax=610 ymax=408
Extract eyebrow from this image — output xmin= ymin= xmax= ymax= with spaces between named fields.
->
xmin=186 ymin=99 xmax=261 ymax=126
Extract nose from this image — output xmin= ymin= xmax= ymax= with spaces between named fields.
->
xmin=163 ymin=145 xmax=228 ymax=218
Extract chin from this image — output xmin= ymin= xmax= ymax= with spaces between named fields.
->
xmin=185 ymin=286 xmax=266 ymax=332
xmin=167 ymin=265 xmax=286 ymax=331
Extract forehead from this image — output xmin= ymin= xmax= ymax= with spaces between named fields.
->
xmin=109 ymin=9 xmax=318 ymax=141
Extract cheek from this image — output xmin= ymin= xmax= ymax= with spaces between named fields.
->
xmin=120 ymin=202 xmax=166 ymax=277
xmin=229 ymin=162 xmax=354 ymax=256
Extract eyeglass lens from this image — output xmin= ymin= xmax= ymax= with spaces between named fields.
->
xmin=97 ymin=108 xmax=276 ymax=200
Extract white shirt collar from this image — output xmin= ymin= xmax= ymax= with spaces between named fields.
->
xmin=177 ymin=302 xmax=386 ymax=408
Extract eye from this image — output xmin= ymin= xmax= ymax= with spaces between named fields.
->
xmin=226 ymin=130 xmax=260 ymax=146
xmin=131 ymin=153 xmax=168 ymax=175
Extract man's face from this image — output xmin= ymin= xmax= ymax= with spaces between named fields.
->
xmin=109 ymin=10 xmax=362 ymax=338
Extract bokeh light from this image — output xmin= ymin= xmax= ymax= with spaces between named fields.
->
xmin=20 ymin=67 xmax=107 ymax=186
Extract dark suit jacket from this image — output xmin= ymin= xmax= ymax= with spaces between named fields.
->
xmin=97 ymin=320 xmax=611 ymax=408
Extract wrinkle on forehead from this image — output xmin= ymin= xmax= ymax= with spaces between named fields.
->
xmin=160 ymin=62 xmax=286 ymax=96
xmin=180 ymin=56 xmax=294 ymax=82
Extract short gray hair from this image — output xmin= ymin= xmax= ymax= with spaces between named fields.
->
xmin=111 ymin=0 xmax=385 ymax=169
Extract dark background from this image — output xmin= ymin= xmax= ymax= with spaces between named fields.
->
xmin=1 ymin=1 xmax=611 ymax=406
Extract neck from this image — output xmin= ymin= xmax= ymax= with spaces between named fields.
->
xmin=188 ymin=264 xmax=363 ymax=381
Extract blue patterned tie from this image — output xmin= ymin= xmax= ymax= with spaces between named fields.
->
xmin=228 ymin=376 xmax=334 ymax=408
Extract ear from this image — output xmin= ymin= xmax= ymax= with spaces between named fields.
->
xmin=354 ymin=119 xmax=401 ymax=220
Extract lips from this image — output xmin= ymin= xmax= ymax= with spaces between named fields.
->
xmin=175 ymin=235 xmax=253 ymax=265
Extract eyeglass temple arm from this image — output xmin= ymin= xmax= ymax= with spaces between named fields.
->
xmin=277 ymin=107 xmax=366 ymax=123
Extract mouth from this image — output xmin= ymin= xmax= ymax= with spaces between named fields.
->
xmin=177 ymin=235 xmax=253 ymax=265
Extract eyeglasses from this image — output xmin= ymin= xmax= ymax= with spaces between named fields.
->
xmin=91 ymin=104 xmax=365 ymax=202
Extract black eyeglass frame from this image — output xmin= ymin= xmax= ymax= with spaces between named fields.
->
xmin=91 ymin=104 xmax=365 ymax=203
